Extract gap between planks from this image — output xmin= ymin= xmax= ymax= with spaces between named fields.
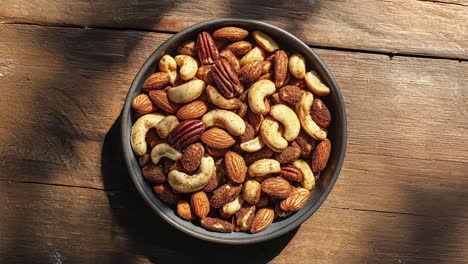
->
xmin=0 ymin=21 xmax=466 ymax=63
xmin=3 ymin=178 xmax=468 ymax=221
xmin=416 ymin=0 xmax=468 ymax=7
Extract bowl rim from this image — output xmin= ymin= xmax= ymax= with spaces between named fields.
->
xmin=121 ymin=18 xmax=347 ymax=244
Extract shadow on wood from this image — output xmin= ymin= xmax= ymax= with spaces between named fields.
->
xmin=101 ymin=116 xmax=297 ymax=263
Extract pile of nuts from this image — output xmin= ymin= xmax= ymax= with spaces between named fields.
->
xmin=131 ymin=26 xmax=332 ymax=234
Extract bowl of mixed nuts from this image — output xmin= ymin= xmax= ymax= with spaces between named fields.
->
xmin=121 ymin=19 xmax=347 ymax=244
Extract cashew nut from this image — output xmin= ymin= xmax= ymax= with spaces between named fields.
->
xmin=248 ymin=158 xmax=281 ymax=177
xmin=150 ymin=143 xmax=182 ymax=164
xmin=175 ymin=55 xmax=198 ymax=81
xmin=167 ymin=79 xmax=206 ymax=103
xmin=260 ymin=117 xmax=288 ymax=152
xmin=240 ymin=47 xmax=265 ymax=67
xmin=202 ymin=109 xmax=246 ymax=136
xmin=248 ymin=80 xmax=276 ymax=115
xmin=155 ymin=115 xmax=179 ymax=139
xmin=240 ymin=136 xmax=265 ymax=152
xmin=270 ymin=104 xmax=300 ymax=141
xmin=296 ymin=92 xmax=328 ymax=140
xmin=252 ymin=31 xmax=279 ymax=53
xmin=159 ymin=55 xmax=178 ymax=85
xmin=243 ymin=180 xmax=261 ymax=204
xmin=289 ymin=53 xmax=306 ymax=79
xmin=206 ymin=85 xmax=241 ymax=110
xmin=131 ymin=113 xmax=165 ymax=156
xmin=168 ymin=155 xmax=215 ymax=193
xmin=305 ymin=71 xmax=330 ymax=96
xmin=292 ymin=159 xmax=315 ymax=190
xmin=221 ymin=196 xmax=244 ymax=215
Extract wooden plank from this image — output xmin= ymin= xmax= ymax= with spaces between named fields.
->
xmin=0 ymin=24 xmax=467 ymax=219
xmin=1 ymin=181 xmax=468 ymax=263
xmin=1 ymin=0 xmax=468 ymax=59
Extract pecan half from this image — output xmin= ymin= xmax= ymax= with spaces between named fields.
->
xmin=280 ymin=165 xmax=303 ymax=182
xmin=197 ymin=32 xmax=219 ymax=65
xmin=211 ymin=57 xmax=243 ymax=99
xmin=168 ymin=119 xmax=206 ymax=149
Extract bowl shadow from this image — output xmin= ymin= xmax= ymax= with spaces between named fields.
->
xmin=101 ymin=116 xmax=298 ymax=263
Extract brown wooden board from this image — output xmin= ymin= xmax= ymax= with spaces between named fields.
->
xmin=1 ymin=0 xmax=468 ymax=59
xmin=1 ymin=181 xmax=468 ymax=264
xmin=1 ymin=23 xmax=468 ymax=263
xmin=0 ymin=24 xmax=467 ymax=217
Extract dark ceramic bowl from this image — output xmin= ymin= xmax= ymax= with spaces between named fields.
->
xmin=121 ymin=18 xmax=347 ymax=244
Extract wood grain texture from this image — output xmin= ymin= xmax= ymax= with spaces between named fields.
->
xmin=0 ymin=23 xmax=467 ymax=216
xmin=0 ymin=23 xmax=468 ymax=263
xmin=1 ymin=0 xmax=468 ymax=59
xmin=2 ymin=181 xmax=468 ymax=264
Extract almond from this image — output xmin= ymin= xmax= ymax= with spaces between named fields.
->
xmin=280 ymin=187 xmax=311 ymax=212
xmin=143 ymin=72 xmax=170 ymax=92
xmin=279 ymin=85 xmax=305 ymax=106
xmin=177 ymin=200 xmax=196 ymax=221
xmin=295 ymin=132 xmax=315 ymax=158
xmin=252 ymin=31 xmax=279 ymax=53
xmin=142 ymin=164 xmax=166 ymax=184
xmin=210 ymin=182 xmax=243 ymax=208
xmin=274 ymin=145 xmax=301 ymax=164
xmin=213 ymin=27 xmax=249 ymax=41
xmin=288 ymin=77 xmax=306 ymax=89
xmin=132 ymin=94 xmax=156 ymax=114
xmin=250 ymin=208 xmax=274 ymax=233
xmin=226 ymin=41 xmax=252 ymax=57
xmin=201 ymin=128 xmax=236 ymax=149
xmin=311 ymin=99 xmax=332 ymax=128
xmin=177 ymin=40 xmax=197 ymax=57
xmin=270 ymin=92 xmax=283 ymax=105
xmin=238 ymin=61 xmax=263 ymax=84
xmin=181 ymin=143 xmax=204 ymax=173
xmin=224 ymin=151 xmax=247 ymax=183
xmin=152 ymin=184 xmax=179 ymax=205
xmin=274 ymin=50 xmax=289 ymax=88
xmin=258 ymin=72 xmax=273 ymax=81
xmin=177 ymin=100 xmax=208 ymax=120
xmin=261 ymin=177 xmax=292 ymax=199
xmin=148 ymin=90 xmax=180 ymax=114
xmin=311 ymin=139 xmax=331 ymax=173
xmin=200 ymin=217 xmax=234 ymax=233
xmin=191 ymin=191 xmax=210 ymax=218
xmin=203 ymin=159 xmax=228 ymax=192
xmin=261 ymin=61 xmax=272 ymax=74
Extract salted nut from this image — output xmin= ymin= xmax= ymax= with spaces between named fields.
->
xmin=206 ymin=85 xmax=241 ymax=110
xmin=175 ymin=55 xmax=198 ymax=81
xmin=167 ymin=79 xmax=206 ymax=104
xmin=131 ymin=113 xmax=165 ymax=156
xmin=305 ymin=71 xmax=330 ymax=96
xmin=248 ymin=80 xmax=276 ymax=115
xmin=202 ymin=109 xmax=246 ymax=136
xmin=296 ymin=92 xmax=328 ymax=140
xmin=269 ymin=104 xmax=300 ymax=141
xmin=131 ymin=26 xmax=336 ymax=234
xmin=155 ymin=115 xmax=179 ymax=139
xmin=159 ymin=55 xmax=178 ymax=85
xmin=240 ymin=136 xmax=265 ymax=153
xmin=168 ymin=155 xmax=215 ymax=193
xmin=292 ymin=159 xmax=315 ymax=190
xmin=260 ymin=117 xmax=288 ymax=152
xmin=248 ymin=158 xmax=281 ymax=177
xmin=150 ymin=143 xmax=182 ymax=165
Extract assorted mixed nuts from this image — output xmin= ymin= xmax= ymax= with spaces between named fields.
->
xmin=131 ymin=26 xmax=333 ymax=234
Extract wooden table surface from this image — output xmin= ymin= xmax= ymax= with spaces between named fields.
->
xmin=1 ymin=1 xmax=467 ymax=263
